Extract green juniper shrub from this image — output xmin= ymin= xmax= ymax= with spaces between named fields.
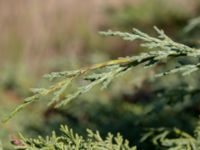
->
xmin=3 ymin=24 xmax=200 ymax=150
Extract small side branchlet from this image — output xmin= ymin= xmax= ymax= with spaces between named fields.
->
xmin=141 ymin=120 xmax=200 ymax=150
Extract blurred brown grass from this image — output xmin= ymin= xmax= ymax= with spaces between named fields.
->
xmin=0 ymin=0 xmax=198 ymax=73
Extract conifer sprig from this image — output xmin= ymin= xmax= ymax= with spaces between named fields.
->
xmin=141 ymin=120 xmax=200 ymax=150
xmin=3 ymin=27 xmax=200 ymax=123
xmin=13 ymin=125 xmax=136 ymax=150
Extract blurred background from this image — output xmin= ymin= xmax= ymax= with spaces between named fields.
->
xmin=1 ymin=0 xmax=200 ymax=149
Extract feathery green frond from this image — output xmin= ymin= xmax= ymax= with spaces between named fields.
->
xmin=142 ymin=120 xmax=200 ymax=150
xmin=4 ymin=27 xmax=200 ymax=123
xmin=13 ymin=125 xmax=136 ymax=150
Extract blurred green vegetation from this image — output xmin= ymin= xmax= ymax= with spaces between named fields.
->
xmin=1 ymin=0 xmax=200 ymax=149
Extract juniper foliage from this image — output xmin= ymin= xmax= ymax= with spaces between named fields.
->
xmin=3 ymin=26 xmax=200 ymax=150
xmin=13 ymin=125 xmax=136 ymax=150
xmin=4 ymin=27 xmax=200 ymax=122
xmin=141 ymin=120 xmax=200 ymax=150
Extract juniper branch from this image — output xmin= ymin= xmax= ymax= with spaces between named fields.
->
xmin=141 ymin=120 xmax=200 ymax=150
xmin=3 ymin=27 xmax=200 ymax=123
xmin=13 ymin=125 xmax=136 ymax=150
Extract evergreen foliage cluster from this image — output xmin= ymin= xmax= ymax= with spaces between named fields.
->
xmin=3 ymin=17 xmax=200 ymax=150
xmin=13 ymin=125 xmax=136 ymax=150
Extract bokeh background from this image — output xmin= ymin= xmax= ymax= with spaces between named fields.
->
xmin=1 ymin=0 xmax=200 ymax=149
